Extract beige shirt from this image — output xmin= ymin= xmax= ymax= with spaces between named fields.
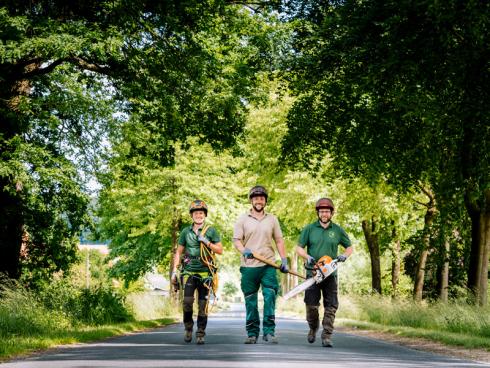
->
xmin=233 ymin=211 xmax=283 ymax=267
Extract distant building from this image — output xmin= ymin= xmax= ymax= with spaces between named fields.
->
xmin=78 ymin=243 xmax=109 ymax=255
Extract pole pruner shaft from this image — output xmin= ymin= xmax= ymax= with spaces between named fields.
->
xmin=252 ymin=252 xmax=306 ymax=280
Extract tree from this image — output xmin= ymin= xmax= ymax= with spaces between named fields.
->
xmin=282 ymin=0 xmax=490 ymax=303
xmin=98 ymin=139 xmax=247 ymax=284
xmin=0 ymin=1 xmax=282 ymax=281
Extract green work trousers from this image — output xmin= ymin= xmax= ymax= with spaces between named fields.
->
xmin=240 ymin=265 xmax=279 ymax=337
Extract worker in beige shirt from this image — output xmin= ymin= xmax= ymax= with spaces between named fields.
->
xmin=233 ymin=185 xmax=288 ymax=344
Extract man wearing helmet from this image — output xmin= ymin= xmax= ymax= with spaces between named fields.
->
xmin=171 ymin=199 xmax=223 ymax=345
xmin=233 ymin=185 xmax=288 ymax=344
xmin=296 ymin=197 xmax=353 ymax=347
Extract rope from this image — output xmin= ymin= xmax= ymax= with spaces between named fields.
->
xmin=199 ymin=225 xmax=219 ymax=314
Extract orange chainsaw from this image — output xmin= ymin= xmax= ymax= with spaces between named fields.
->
xmin=283 ymin=256 xmax=338 ymax=300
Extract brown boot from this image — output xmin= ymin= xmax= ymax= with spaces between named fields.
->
xmin=321 ymin=306 xmax=337 ymax=347
xmin=244 ymin=336 xmax=257 ymax=344
xmin=321 ymin=337 xmax=333 ymax=347
xmin=184 ymin=330 xmax=192 ymax=343
xmin=306 ymin=305 xmax=319 ymax=344
xmin=307 ymin=328 xmax=318 ymax=343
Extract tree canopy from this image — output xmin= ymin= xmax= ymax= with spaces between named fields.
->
xmin=282 ymin=0 xmax=490 ymax=303
xmin=0 ymin=0 xmax=285 ymax=281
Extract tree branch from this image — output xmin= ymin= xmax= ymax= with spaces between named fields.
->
xmin=22 ymin=57 xmax=112 ymax=79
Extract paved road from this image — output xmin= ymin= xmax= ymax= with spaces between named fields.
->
xmin=2 ymin=306 xmax=488 ymax=368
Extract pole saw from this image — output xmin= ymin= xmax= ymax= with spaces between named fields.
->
xmin=282 ymin=256 xmax=338 ymax=300
xmin=252 ymin=252 xmax=306 ymax=280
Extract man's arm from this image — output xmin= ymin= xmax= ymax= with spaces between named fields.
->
xmin=233 ymin=238 xmax=247 ymax=254
xmin=274 ymin=235 xmax=287 ymax=259
xmin=341 ymin=245 xmax=353 ymax=258
xmin=209 ymin=241 xmax=223 ymax=255
xmin=296 ymin=245 xmax=309 ymax=260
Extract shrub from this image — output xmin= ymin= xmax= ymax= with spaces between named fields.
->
xmin=37 ymin=279 xmax=133 ymax=325
xmin=0 ymin=280 xmax=70 ymax=337
xmin=76 ymin=286 xmax=133 ymax=325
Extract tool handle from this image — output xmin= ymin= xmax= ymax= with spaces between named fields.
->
xmin=252 ymin=252 xmax=306 ymax=279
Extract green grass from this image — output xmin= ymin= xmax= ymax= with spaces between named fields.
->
xmin=279 ymin=294 xmax=490 ymax=351
xmin=337 ymin=295 xmax=490 ymax=350
xmin=0 ymin=281 xmax=179 ymax=361
xmin=0 ymin=319 xmax=176 ymax=361
xmin=339 ymin=319 xmax=490 ymax=350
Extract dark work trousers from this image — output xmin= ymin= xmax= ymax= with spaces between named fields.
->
xmin=183 ymin=273 xmax=210 ymax=337
xmin=304 ymin=275 xmax=338 ymax=339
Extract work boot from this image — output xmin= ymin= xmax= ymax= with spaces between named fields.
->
xmin=184 ymin=330 xmax=192 ymax=343
xmin=244 ymin=336 xmax=257 ymax=344
xmin=321 ymin=337 xmax=333 ymax=347
xmin=196 ymin=336 xmax=205 ymax=345
xmin=307 ymin=327 xmax=318 ymax=343
xmin=263 ymin=334 xmax=278 ymax=344
xmin=306 ymin=305 xmax=319 ymax=344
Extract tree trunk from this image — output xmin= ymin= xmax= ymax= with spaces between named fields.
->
xmin=439 ymin=239 xmax=450 ymax=303
xmin=391 ymin=222 xmax=401 ymax=298
xmin=467 ymin=205 xmax=481 ymax=294
xmin=0 ymin=66 xmax=36 ymax=280
xmin=477 ymin=208 xmax=490 ymax=306
xmin=291 ymin=251 xmax=299 ymax=289
xmin=413 ymin=186 xmax=437 ymax=302
xmin=362 ymin=216 xmax=382 ymax=294
xmin=0 ymin=185 xmax=24 ymax=279
xmin=466 ymin=189 xmax=490 ymax=306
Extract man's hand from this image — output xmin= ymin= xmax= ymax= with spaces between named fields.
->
xmin=171 ymin=271 xmax=178 ymax=285
xmin=242 ymin=248 xmax=254 ymax=259
xmin=306 ymin=255 xmax=316 ymax=267
xmin=337 ymin=254 xmax=347 ymax=262
xmin=198 ymin=234 xmax=211 ymax=246
xmin=280 ymin=257 xmax=289 ymax=273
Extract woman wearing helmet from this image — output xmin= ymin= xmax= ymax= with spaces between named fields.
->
xmin=171 ymin=199 xmax=223 ymax=345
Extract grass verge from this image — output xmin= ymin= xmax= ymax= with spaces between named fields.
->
xmin=0 ymin=318 xmax=176 ymax=362
xmin=338 ymin=318 xmax=490 ymax=351
xmin=279 ymin=294 xmax=490 ymax=351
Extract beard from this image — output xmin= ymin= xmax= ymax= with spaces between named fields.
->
xmin=318 ymin=216 xmax=330 ymax=224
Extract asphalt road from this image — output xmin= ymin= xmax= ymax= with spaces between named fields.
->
xmin=2 ymin=305 xmax=488 ymax=368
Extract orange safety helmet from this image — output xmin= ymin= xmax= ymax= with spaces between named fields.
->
xmin=189 ymin=199 xmax=208 ymax=215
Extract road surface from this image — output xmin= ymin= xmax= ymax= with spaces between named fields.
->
xmin=1 ymin=304 xmax=488 ymax=368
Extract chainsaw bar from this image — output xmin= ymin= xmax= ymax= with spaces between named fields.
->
xmin=282 ymin=258 xmax=339 ymax=300
xmin=283 ymin=277 xmax=316 ymax=300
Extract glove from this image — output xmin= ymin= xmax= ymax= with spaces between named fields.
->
xmin=242 ymin=248 xmax=254 ymax=259
xmin=306 ymin=255 xmax=316 ymax=267
xmin=198 ymin=234 xmax=211 ymax=246
xmin=280 ymin=257 xmax=289 ymax=273
xmin=337 ymin=254 xmax=347 ymax=262
xmin=171 ymin=271 xmax=178 ymax=285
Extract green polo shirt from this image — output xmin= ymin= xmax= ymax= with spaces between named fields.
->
xmin=298 ymin=220 xmax=351 ymax=262
xmin=178 ymin=225 xmax=220 ymax=273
